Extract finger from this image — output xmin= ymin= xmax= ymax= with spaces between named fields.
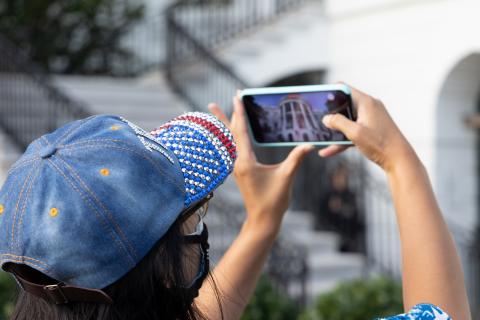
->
xmin=318 ymin=144 xmax=351 ymax=158
xmin=231 ymin=96 xmax=253 ymax=149
xmin=280 ymin=144 xmax=314 ymax=177
xmin=231 ymin=97 xmax=256 ymax=161
xmin=322 ymin=114 xmax=360 ymax=142
xmin=339 ymin=82 xmax=373 ymax=111
xmin=232 ymin=96 xmax=248 ymax=131
xmin=208 ymin=103 xmax=231 ymax=128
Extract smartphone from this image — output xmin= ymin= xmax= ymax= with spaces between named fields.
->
xmin=241 ymin=84 xmax=356 ymax=146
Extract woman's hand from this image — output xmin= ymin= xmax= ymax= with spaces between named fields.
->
xmin=319 ymin=84 xmax=416 ymax=174
xmin=209 ymin=96 xmax=313 ymax=236
xmin=319 ymin=84 xmax=471 ymax=319
xmin=197 ymin=96 xmax=313 ymax=319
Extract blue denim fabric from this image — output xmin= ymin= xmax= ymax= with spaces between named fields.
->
xmin=0 ymin=115 xmax=187 ymax=289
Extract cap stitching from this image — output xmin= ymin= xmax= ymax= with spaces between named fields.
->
xmin=60 ymin=138 xmax=175 ymax=165
xmin=2 ymin=165 xmax=26 ymax=210
xmin=10 ymin=162 xmax=40 ymax=252
xmin=55 ymin=116 xmax=95 ymax=146
xmin=33 ymin=138 xmax=43 ymax=151
xmin=16 ymin=163 xmax=43 ymax=251
xmin=57 ymin=138 xmax=128 ymax=148
xmin=118 ymin=117 xmax=175 ymax=164
xmin=46 ymin=158 xmax=135 ymax=267
xmin=7 ymin=157 xmax=40 ymax=175
xmin=1 ymin=253 xmax=49 ymax=267
xmin=40 ymin=136 xmax=50 ymax=147
xmin=56 ymin=155 xmax=138 ymax=260
xmin=1 ymin=257 xmax=49 ymax=273
xmin=59 ymin=144 xmax=184 ymax=195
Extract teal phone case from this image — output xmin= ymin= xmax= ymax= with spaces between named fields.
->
xmin=240 ymin=84 xmax=355 ymax=147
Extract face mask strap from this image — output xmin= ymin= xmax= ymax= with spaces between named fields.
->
xmin=181 ymin=223 xmax=210 ymax=290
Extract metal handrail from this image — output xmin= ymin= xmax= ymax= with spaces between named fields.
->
xmin=0 ymin=34 xmax=90 ymax=150
xmin=165 ymin=0 xmax=312 ymax=304
xmin=165 ymin=0 xmax=310 ymax=112
xmin=164 ymin=0 xmax=480 ymax=312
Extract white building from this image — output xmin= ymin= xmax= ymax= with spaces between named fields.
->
xmin=117 ymin=0 xmax=480 ymax=299
xmin=221 ymin=0 xmax=479 ymax=233
xmin=2 ymin=0 xmax=477 ymax=304
xmin=180 ymin=0 xmax=480 ymax=298
xmin=326 ymin=0 xmax=479 ymax=234
xmin=278 ymin=94 xmax=324 ymax=142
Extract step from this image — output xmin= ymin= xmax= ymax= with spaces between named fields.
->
xmin=215 ymin=1 xmax=328 ymax=86
xmin=308 ymin=253 xmax=365 ymax=280
xmin=53 ymin=75 xmax=189 ymax=128
xmin=306 ymin=254 xmax=365 ymax=299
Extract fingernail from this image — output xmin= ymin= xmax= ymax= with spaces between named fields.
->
xmin=323 ymin=115 xmax=332 ymax=125
xmin=304 ymin=144 xmax=314 ymax=151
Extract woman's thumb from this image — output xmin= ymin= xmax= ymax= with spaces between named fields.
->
xmin=322 ymin=114 xmax=359 ymax=141
xmin=281 ymin=144 xmax=314 ymax=177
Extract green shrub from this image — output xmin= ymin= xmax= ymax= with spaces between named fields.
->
xmin=241 ymin=276 xmax=301 ymax=320
xmin=0 ymin=271 xmax=17 ymax=320
xmin=300 ymin=277 xmax=403 ymax=320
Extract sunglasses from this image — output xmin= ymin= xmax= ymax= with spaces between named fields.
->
xmin=178 ymin=193 xmax=212 ymax=224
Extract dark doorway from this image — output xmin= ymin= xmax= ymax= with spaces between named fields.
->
xmin=254 ymin=70 xmax=365 ymax=253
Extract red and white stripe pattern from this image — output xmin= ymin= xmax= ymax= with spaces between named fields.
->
xmin=150 ymin=112 xmax=236 ymax=206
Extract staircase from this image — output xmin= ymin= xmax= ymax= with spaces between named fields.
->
xmin=165 ymin=0 xmax=366 ymax=302
xmin=0 ymin=34 xmax=90 ymax=183
xmin=53 ymin=74 xmax=187 ymax=130
xmin=0 ymin=0 xmax=366 ymax=305
xmin=206 ymin=170 xmax=365 ymax=302
xmin=49 ymin=0 xmax=366 ymax=303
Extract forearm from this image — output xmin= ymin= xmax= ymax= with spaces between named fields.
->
xmin=387 ymin=150 xmax=471 ymax=319
xmin=195 ymin=219 xmax=278 ymax=320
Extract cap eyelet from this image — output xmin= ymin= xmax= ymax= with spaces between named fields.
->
xmin=100 ymin=168 xmax=110 ymax=176
xmin=49 ymin=208 xmax=59 ymax=217
xmin=0 ymin=204 xmax=4 ymax=215
xmin=110 ymin=125 xmax=121 ymax=131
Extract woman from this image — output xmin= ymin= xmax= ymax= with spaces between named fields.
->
xmin=0 ymin=110 xmax=312 ymax=320
xmin=208 ymin=85 xmax=471 ymax=319
xmin=0 ymin=83 xmax=471 ymax=320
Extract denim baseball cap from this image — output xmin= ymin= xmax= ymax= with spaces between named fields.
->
xmin=0 ymin=113 xmax=236 ymax=297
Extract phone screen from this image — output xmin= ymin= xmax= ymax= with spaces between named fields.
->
xmin=242 ymin=90 xmax=355 ymax=144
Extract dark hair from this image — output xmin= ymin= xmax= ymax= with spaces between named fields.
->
xmin=9 ymin=217 xmax=223 ymax=320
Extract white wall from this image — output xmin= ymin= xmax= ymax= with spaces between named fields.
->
xmin=435 ymin=54 xmax=480 ymax=231
xmin=321 ymin=0 xmax=480 ymax=281
xmin=325 ymin=0 xmax=480 ymax=229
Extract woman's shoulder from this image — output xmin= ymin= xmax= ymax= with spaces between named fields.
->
xmin=378 ymin=304 xmax=451 ymax=320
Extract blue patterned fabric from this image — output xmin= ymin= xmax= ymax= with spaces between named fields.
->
xmin=379 ymin=304 xmax=451 ymax=320
xmin=150 ymin=112 xmax=236 ymax=207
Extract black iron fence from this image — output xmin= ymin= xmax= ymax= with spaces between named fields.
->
xmin=0 ymin=34 xmax=90 ymax=150
xmin=166 ymin=0 xmax=313 ymax=304
xmin=166 ymin=0 xmax=480 ymax=313
xmin=166 ymin=14 xmax=247 ymax=113
xmin=171 ymin=0 xmax=309 ymax=51
xmin=359 ymin=154 xmax=480 ymax=316
xmin=166 ymin=0 xmax=311 ymax=112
